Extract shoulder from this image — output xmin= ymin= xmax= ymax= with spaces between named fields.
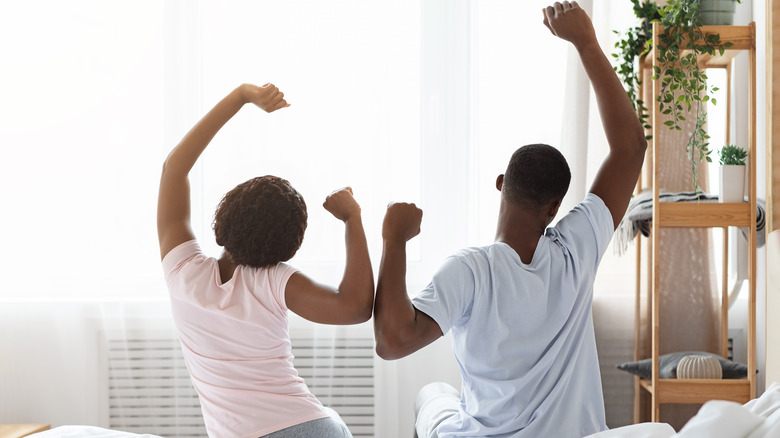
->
xmin=162 ymin=240 xmax=207 ymax=278
xmin=442 ymin=246 xmax=495 ymax=272
xmin=571 ymin=193 xmax=612 ymax=225
xmin=551 ymin=194 xmax=613 ymax=238
xmin=267 ymin=262 xmax=300 ymax=285
xmin=548 ymin=193 xmax=614 ymax=268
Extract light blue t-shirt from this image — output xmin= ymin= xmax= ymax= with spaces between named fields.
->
xmin=412 ymin=193 xmax=614 ymax=438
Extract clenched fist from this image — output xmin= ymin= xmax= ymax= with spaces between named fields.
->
xmin=382 ymin=202 xmax=423 ymax=243
xmin=323 ymin=187 xmax=361 ymax=222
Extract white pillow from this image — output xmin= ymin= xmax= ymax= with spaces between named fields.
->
xmin=674 ymin=400 xmax=763 ymax=438
xmin=583 ymin=423 xmax=675 ymax=438
xmin=746 ymin=408 xmax=780 ymax=438
xmin=744 ymin=381 xmax=780 ymax=418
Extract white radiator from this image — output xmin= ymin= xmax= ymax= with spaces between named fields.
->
xmin=102 ymin=326 xmax=375 ymax=437
xmin=291 ymin=330 xmax=376 ymax=437
xmin=104 ymin=334 xmax=207 ymax=438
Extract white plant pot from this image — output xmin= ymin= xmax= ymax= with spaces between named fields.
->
xmin=699 ymin=0 xmax=737 ymax=25
xmin=719 ymin=164 xmax=746 ymax=203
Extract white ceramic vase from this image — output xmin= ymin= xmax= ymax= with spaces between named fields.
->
xmin=719 ymin=164 xmax=746 ymax=203
xmin=677 ymin=354 xmax=723 ymax=379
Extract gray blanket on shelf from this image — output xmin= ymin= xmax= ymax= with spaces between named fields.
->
xmin=614 ymin=190 xmax=766 ymax=256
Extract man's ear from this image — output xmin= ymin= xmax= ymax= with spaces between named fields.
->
xmin=547 ymin=199 xmax=562 ymax=220
xmin=496 ymin=174 xmax=504 ymax=191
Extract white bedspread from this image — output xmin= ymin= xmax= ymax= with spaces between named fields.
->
xmin=27 ymin=383 xmax=780 ymax=438
xmin=585 ymin=382 xmax=780 ymax=438
xmin=28 ymin=426 xmax=163 ymax=438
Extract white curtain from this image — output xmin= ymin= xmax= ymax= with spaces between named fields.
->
xmin=0 ymin=0 xmax=635 ymax=435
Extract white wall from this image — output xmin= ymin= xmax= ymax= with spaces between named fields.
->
xmin=767 ymin=231 xmax=780 ymax=386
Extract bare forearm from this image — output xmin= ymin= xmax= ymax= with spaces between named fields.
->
xmin=336 ymin=216 xmax=374 ymax=320
xmin=163 ymin=86 xmax=246 ymax=175
xmin=576 ymin=42 xmax=645 ymax=151
xmin=374 ymin=240 xmax=419 ymax=359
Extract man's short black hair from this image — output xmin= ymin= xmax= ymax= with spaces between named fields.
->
xmin=503 ymin=144 xmax=571 ymax=209
xmin=213 ymin=175 xmax=307 ymax=268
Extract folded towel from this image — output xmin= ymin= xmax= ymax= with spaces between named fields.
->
xmin=614 ymin=190 xmax=766 ymax=256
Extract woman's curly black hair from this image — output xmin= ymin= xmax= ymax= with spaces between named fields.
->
xmin=213 ymin=175 xmax=307 ymax=268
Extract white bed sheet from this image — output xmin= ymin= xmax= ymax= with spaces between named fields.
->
xmin=26 ymin=383 xmax=780 ymax=438
xmin=28 ymin=426 xmax=163 ymax=438
xmin=585 ymin=382 xmax=780 ymax=438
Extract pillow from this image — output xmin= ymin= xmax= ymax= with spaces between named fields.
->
xmin=616 ymin=351 xmax=748 ymax=379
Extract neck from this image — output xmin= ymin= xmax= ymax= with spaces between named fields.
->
xmin=494 ymin=199 xmax=549 ymax=264
xmin=217 ymin=251 xmax=237 ymax=284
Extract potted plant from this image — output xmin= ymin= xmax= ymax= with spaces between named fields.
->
xmin=717 ymin=144 xmax=747 ymax=202
xmin=699 ymin=0 xmax=738 ymax=25
xmin=653 ymin=0 xmax=739 ymax=192
xmin=612 ymin=0 xmax=661 ymax=140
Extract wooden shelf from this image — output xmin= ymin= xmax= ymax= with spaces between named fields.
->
xmin=0 ymin=424 xmax=50 ymax=438
xmin=641 ymin=25 xmax=755 ymax=69
xmin=638 ymin=379 xmax=751 ymax=404
xmin=656 ymin=202 xmax=753 ymax=228
xmin=632 ymin=21 xmax=758 ymax=423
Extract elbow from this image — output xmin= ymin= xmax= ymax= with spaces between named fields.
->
xmin=629 ymin=129 xmax=648 ymax=165
xmin=340 ymin=291 xmax=374 ymax=324
xmin=373 ymin=326 xmax=413 ymax=360
xmin=637 ymin=134 xmax=648 ymax=155
xmin=353 ymin=304 xmax=373 ymax=324
xmin=375 ymin=337 xmax=407 ymax=361
xmin=634 ymin=125 xmax=648 ymax=153
xmin=160 ymin=158 xmax=171 ymax=178
xmin=375 ymin=345 xmax=397 ymax=361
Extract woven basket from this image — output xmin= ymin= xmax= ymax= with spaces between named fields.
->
xmin=677 ymin=354 xmax=723 ymax=379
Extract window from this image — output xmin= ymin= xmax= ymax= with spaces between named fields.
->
xmin=0 ymin=0 xmax=571 ymax=300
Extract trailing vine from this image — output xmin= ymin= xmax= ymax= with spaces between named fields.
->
xmin=653 ymin=0 xmax=734 ymax=191
xmin=612 ymin=0 xmax=660 ymax=140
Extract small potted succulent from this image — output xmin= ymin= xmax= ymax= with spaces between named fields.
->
xmin=717 ymin=144 xmax=747 ymax=202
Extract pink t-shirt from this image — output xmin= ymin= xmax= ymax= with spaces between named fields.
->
xmin=162 ymin=240 xmax=329 ymax=438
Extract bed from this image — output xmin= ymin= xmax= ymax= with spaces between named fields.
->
xmin=586 ymin=382 xmax=780 ymax=438
xmin=26 ymin=426 xmax=162 ymax=438
xmin=26 ymin=382 xmax=780 ymax=438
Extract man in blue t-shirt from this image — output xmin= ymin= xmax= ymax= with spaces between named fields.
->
xmin=373 ymin=2 xmax=647 ymax=437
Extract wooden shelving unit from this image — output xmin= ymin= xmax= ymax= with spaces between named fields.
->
xmin=633 ymin=22 xmax=758 ymax=422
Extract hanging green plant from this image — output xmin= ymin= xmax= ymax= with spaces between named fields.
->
xmin=612 ymin=0 xmax=660 ymax=141
xmin=653 ymin=0 xmax=737 ymax=191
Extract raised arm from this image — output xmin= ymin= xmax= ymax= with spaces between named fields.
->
xmin=373 ymin=203 xmax=442 ymax=360
xmin=284 ymin=187 xmax=375 ymax=325
xmin=157 ymin=83 xmax=288 ymax=259
xmin=544 ymin=1 xmax=647 ymax=228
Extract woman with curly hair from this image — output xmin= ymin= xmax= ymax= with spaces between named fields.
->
xmin=157 ymin=83 xmax=372 ymax=438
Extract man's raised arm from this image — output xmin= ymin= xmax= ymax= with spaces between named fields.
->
xmin=373 ymin=203 xmax=443 ymax=360
xmin=544 ymin=1 xmax=647 ymax=228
